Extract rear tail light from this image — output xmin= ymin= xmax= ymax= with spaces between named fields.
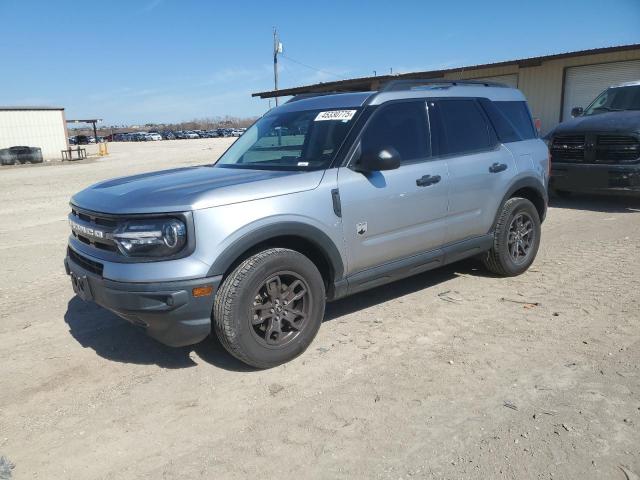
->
xmin=534 ymin=117 xmax=542 ymax=135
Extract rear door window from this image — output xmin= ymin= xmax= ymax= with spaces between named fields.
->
xmin=360 ymin=101 xmax=430 ymax=164
xmin=434 ymin=99 xmax=494 ymax=156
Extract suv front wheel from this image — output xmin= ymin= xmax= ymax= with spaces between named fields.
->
xmin=213 ymin=248 xmax=326 ymax=368
xmin=483 ymin=197 xmax=541 ymax=276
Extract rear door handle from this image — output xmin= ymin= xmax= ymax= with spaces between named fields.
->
xmin=416 ymin=174 xmax=441 ymax=187
xmin=489 ymin=162 xmax=508 ymax=173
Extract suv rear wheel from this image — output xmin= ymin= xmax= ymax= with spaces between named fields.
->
xmin=483 ymin=197 xmax=541 ymax=276
xmin=213 ymin=248 xmax=326 ymax=368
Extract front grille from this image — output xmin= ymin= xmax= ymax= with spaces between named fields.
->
xmin=68 ymin=247 xmax=104 ymax=276
xmin=551 ymin=135 xmax=585 ymax=163
xmin=70 ymin=206 xmax=119 ymax=252
xmin=596 ymin=135 xmax=640 ymax=163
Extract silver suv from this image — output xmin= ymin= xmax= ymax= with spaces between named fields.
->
xmin=65 ymin=80 xmax=549 ymax=368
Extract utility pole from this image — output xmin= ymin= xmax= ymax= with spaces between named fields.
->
xmin=273 ymin=27 xmax=282 ymax=106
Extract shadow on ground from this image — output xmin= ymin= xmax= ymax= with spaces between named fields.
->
xmin=549 ymin=193 xmax=640 ymax=213
xmin=64 ymin=260 xmax=480 ymax=370
xmin=324 ymin=260 xmax=476 ymax=321
xmin=64 ymin=297 xmax=253 ymax=372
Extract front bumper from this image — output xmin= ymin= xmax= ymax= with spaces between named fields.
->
xmin=550 ymin=163 xmax=640 ymax=196
xmin=65 ymin=250 xmax=221 ymax=347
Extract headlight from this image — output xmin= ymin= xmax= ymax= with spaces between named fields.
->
xmin=110 ymin=218 xmax=187 ymax=257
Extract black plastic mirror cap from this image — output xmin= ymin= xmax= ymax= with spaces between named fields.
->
xmin=571 ymin=106 xmax=584 ymax=117
xmin=358 ymin=146 xmax=401 ymax=172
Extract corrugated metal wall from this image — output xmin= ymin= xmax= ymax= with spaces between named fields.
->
xmin=0 ymin=110 xmax=67 ymax=160
xmin=442 ymin=49 xmax=640 ymax=134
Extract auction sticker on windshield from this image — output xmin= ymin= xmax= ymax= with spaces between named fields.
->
xmin=315 ymin=110 xmax=357 ymax=122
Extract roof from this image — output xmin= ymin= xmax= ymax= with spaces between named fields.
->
xmin=369 ymin=83 xmax=525 ymax=105
xmin=613 ymin=80 xmax=640 ymax=88
xmin=0 ymin=106 xmax=64 ymax=111
xmin=273 ymin=84 xmax=525 ymax=113
xmin=253 ymin=43 xmax=640 ymax=99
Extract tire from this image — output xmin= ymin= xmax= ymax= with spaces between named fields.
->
xmin=213 ymin=248 xmax=326 ymax=368
xmin=482 ymin=197 xmax=541 ymax=277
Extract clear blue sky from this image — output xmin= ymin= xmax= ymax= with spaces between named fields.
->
xmin=1 ymin=0 xmax=638 ymax=125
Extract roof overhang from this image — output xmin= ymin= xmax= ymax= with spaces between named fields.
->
xmin=252 ymin=43 xmax=640 ymax=99
xmin=0 ymin=106 xmax=64 ymax=111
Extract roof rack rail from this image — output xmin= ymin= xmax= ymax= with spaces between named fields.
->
xmin=379 ymin=78 xmax=508 ymax=92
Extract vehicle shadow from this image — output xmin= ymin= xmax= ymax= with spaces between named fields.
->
xmin=325 ymin=259 xmax=480 ymax=321
xmin=549 ymin=193 xmax=640 ymax=213
xmin=64 ymin=297 xmax=254 ymax=372
xmin=64 ymin=259 xmax=482 ymax=370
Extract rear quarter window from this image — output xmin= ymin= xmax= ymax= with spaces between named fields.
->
xmin=482 ymin=100 xmax=536 ymax=142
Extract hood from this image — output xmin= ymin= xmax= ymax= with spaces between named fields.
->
xmin=71 ymin=166 xmax=325 ymax=214
xmin=551 ymin=110 xmax=640 ymax=136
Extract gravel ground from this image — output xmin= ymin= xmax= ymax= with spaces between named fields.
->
xmin=0 ymin=139 xmax=638 ymax=479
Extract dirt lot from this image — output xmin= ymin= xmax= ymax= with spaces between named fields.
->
xmin=0 ymin=139 xmax=638 ymax=479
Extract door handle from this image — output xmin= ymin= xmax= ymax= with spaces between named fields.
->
xmin=489 ymin=162 xmax=508 ymax=173
xmin=416 ymin=174 xmax=441 ymax=187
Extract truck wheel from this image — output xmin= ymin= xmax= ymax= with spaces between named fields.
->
xmin=483 ymin=197 xmax=541 ymax=277
xmin=213 ymin=248 xmax=326 ymax=368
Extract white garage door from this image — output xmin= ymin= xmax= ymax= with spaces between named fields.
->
xmin=562 ymin=59 xmax=640 ymax=121
xmin=471 ymin=74 xmax=519 ymax=88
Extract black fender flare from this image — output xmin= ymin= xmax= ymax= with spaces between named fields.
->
xmin=490 ymin=177 xmax=548 ymax=232
xmin=207 ymin=221 xmax=345 ymax=281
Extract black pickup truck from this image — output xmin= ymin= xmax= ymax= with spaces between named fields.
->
xmin=547 ymin=81 xmax=640 ymax=197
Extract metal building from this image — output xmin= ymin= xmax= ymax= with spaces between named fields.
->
xmin=252 ymin=44 xmax=640 ymax=134
xmin=0 ymin=106 xmax=68 ymax=160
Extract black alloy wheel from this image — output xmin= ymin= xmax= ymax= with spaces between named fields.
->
xmin=251 ymin=271 xmax=312 ymax=347
xmin=507 ymin=212 xmax=535 ymax=265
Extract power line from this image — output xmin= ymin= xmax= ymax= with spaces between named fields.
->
xmin=279 ymin=54 xmax=345 ymax=80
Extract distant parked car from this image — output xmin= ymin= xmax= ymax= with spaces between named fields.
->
xmin=183 ymin=131 xmax=199 ymax=139
xmin=161 ymin=131 xmax=176 ymax=140
xmin=148 ymin=133 xmax=163 ymax=141
xmin=0 ymin=146 xmax=43 ymax=165
xmin=137 ymin=133 xmax=153 ymax=141
xmin=75 ymin=135 xmax=91 ymax=145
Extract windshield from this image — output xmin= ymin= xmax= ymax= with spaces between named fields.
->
xmin=583 ymin=85 xmax=640 ymax=115
xmin=214 ymin=108 xmax=359 ymax=170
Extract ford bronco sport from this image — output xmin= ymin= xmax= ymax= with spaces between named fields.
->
xmin=65 ymin=80 xmax=549 ymax=368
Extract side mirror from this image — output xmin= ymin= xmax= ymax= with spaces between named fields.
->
xmin=357 ymin=146 xmax=401 ymax=172
xmin=571 ymin=106 xmax=583 ymax=117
